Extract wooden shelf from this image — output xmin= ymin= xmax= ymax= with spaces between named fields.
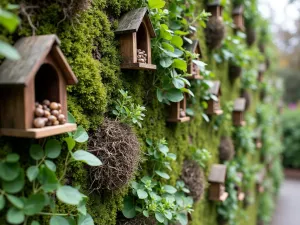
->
xmin=121 ymin=63 xmax=157 ymax=70
xmin=187 ymin=74 xmax=203 ymax=80
xmin=238 ymin=192 xmax=245 ymax=201
xmin=220 ymin=192 xmax=228 ymax=201
xmin=0 ymin=123 xmax=77 ymax=139
xmin=214 ymin=110 xmax=223 ymax=115
xmin=167 ymin=116 xmax=190 ymax=123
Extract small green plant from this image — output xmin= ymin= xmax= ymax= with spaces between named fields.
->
xmin=233 ymin=125 xmax=255 ymax=154
xmin=0 ymin=113 xmax=101 ymax=225
xmin=189 ymin=146 xmax=212 ymax=169
xmin=112 ymin=89 xmax=146 ymax=128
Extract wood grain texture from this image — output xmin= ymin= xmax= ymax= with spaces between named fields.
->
xmin=120 ymin=63 xmax=157 ymax=70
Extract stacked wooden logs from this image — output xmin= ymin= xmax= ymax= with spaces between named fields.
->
xmin=137 ymin=49 xmax=147 ymax=63
xmin=33 ymin=100 xmax=66 ymax=128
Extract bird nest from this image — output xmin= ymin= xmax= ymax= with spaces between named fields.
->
xmin=181 ymin=160 xmax=205 ymax=202
xmin=88 ymin=119 xmax=140 ymax=192
xmin=205 ymin=17 xmax=225 ymax=50
xmin=117 ymin=216 xmax=157 ymax=225
xmin=219 ymin=137 xmax=235 ymax=162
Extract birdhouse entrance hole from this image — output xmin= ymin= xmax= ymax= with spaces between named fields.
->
xmin=34 ymin=64 xmax=60 ymax=103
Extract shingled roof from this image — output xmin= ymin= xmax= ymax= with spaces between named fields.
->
xmin=209 ymin=81 xmax=221 ymax=95
xmin=207 ymin=0 xmax=221 ymax=6
xmin=233 ymin=98 xmax=246 ymax=111
xmin=0 ymin=35 xmax=77 ymax=86
xmin=184 ymin=40 xmax=202 ymax=57
xmin=115 ymin=7 xmax=156 ymax=38
xmin=208 ymin=164 xmax=227 ymax=183
xmin=232 ymin=5 xmax=244 ymax=15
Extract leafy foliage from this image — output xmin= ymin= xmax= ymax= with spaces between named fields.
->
xmin=189 ymin=146 xmax=212 ymax=169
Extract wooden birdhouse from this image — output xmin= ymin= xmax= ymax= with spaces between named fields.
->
xmin=258 ymin=63 xmax=266 ymax=82
xmin=208 ymin=164 xmax=228 ymax=201
xmin=184 ymin=40 xmax=203 ymax=80
xmin=207 ymin=0 xmax=223 ymax=19
xmin=115 ymin=7 xmax=156 ymax=70
xmin=0 ymin=35 xmax=77 ymax=139
xmin=235 ymin=172 xmax=245 ymax=201
xmin=256 ymin=169 xmax=266 ymax=193
xmin=167 ymin=94 xmax=190 ymax=123
xmin=232 ymin=5 xmax=245 ymax=31
xmin=232 ymin=98 xmax=246 ymax=126
xmin=253 ymin=128 xmax=262 ymax=149
xmin=206 ymin=81 xmax=223 ymax=115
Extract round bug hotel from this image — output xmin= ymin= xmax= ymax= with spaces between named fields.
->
xmin=219 ymin=136 xmax=235 ymax=162
xmin=205 ymin=17 xmax=225 ymax=50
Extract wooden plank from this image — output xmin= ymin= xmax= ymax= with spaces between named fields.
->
xmin=208 ymin=164 xmax=227 ymax=183
xmin=121 ymin=63 xmax=157 ymax=70
xmin=0 ymin=123 xmax=77 ymax=139
xmin=167 ymin=117 xmax=190 ymax=123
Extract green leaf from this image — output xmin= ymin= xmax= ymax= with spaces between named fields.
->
xmin=167 ymin=153 xmax=177 ymax=160
xmin=68 ymin=111 xmax=76 ymax=124
xmin=38 ymin=166 xmax=59 ymax=192
xmin=148 ymin=0 xmax=165 ymax=9
xmin=45 ymin=139 xmax=62 ymax=159
xmin=155 ymin=212 xmax=165 ymax=223
xmin=6 ymin=194 xmax=23 ymax=209
xmin=122 ymin=196 xmax=136 ymax=219
xmin=162 ymin=42 xmax=174 ymax=52
xmin=172 ymin=58 xmax=187 ymax=72
xmin=166 ymin=89 xmax=184 ymax=102
xmin=6 ymin=153 xmax=20 ymax=163
xmin=72 ymin=150 xmax=102 ymax=166
xmin=45 ymin=160 xmax=56 ymax=172
xmin=160 ymin=24 xmax=172 ymax=40
xmin=0 ymin=195 xmax=5 ymax=211
xmin=164 ymin=185 xmax=177 ymax=194
xmin=78 ymin=214 xmax=94 ymax=225
xmin=137 ymin=189 xmax=148 ymax=199
xmin=64 ymin=137 xmax=76 ymax=151
xmin=31 ymin=221 xmax=40 ymax=225
xmin=155 ymin=171 xmax=170 ymax=179
xmin=2 ymin=170 xmax=25 ymax=194
xmin=176 ymin=213 xmax=188 ymax=225
xmin=0 ymin=9 xmax=20 ymax=32
xmin=50 ymin=216 xmax=69 ymax=225
xmin=143 ymin=210 xmax=149 ymax=217
xmin=6 ymin=207 xmax=24 ymax=224
xmin=78 ymin=198 xmax=87 ymax=215
xmin=24 ymin=194 xmax=46 ymax=216
xmin=0 ymin=162 xmax=20 ymax=181
xmin=174 ymin=30 xmax=189 ymax=36
xmin=29 ymin=144 xmax=44 ymax=160
xmin=73 ymin=126 xmax=89 ymax=143
xmin=157 ymin=89 xmax=164 ymax=102
xmin=57 ymin=186 xmax=83 ymax=205
xmin=158 ymin=144 xmax=169 ymax=155
xmin=171 ymin=35 xmax=183 ymax=48
xmin=0 ymin=40 xmax=19 ymax=61
xmin=172 ymin=77 xmax=185 ymax=89
xmin=160 ymin=57 xmax=173 ymax=68
xmin=26 ymin=166 xmax=39 ymax=182
xmin=66 ymin=218 xmax=76 ymax=225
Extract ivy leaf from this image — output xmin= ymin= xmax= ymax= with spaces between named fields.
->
xmin=57 ymin=186 xmax=83 ymax=205
xmin=163 ymin=185 xmax=177 ymax=194
xmin=160 ymin=24 xmax=172 ymax=40
xmin=66 ymin=218 xmax=76 ymax=225
xmin=38 ymin=166 xmax=59 ymax=192
xmin=50 ymin=216 xmax=69 ymax=225
xmin=29 ymin=144 xmax=44 ymax=160
xmin=157 ymin=89 xmax=164 ymax=102
xmin=172 ymin=77 xmax=185 ymax=89
xmin=77 ymin=198 xmax=87 ymax=215
xmin=63 ymin=137 xmax=76 ymax=151
xmin=184 ymin=36 xmax=193 ymax=44
xmin=171 ymin=35 xmax=183 ymax=48
xmin=73 ymin=126 xmax=89 ymax=143
xmin=158 ymin=144 xmax=169 ymax=155
xmin=155 ymin=212 xmax=165 ymax=223
xmin=26 ymin=166 xmax=39 ymax=182
xmin=78 ymin=214 xmax=94 ymax=225
xmin=45 ymin=160 xmax=56 ymax=172
xmin=155 ymin=171 xmax=170 ymax=179
xmin=167 ymin=153 xmax=176 ymax=160
xmin=166 ymin=89 xmax=183 ymax=102
xmin=202 ymin=113 xmax=210 ymax=122
xmin=72 ymin=150 xmax=102 ymax=166
xmin=0 ymin=9 xmax=20 ymax=32
xmin=6 ymin=153 xmax=20 ymax=163
xmin=45 ymin=139 xmax=62 ymax=159
xmin=0 ymin=162 xmax=20 ymax=181
xmin=6 ymin=194 xmax=24 ymax=209
xmin=160 ymin=47 xmax=180 ymax=58
xmin=0 ymin=195 xmax=5 ymax=211
xmin=148 ymin=0 xmax=165 ymax=9
xmin=137 ymin=189 xmax=148 ymax=199
xmin=172 ymin=58 xmax=187 ymax=72
xmin=0 ymin=40 xmax=20 ymax=60
xmin=68 ymin=111 xmax=76 ymax=124
xmin=24 ymin=194 xmax=46 ymax=216
xmin=122 ymin=196 xmax=136 ymax=219
xmin=174 ymin=30 xmax=189 ymax=36
xmin=176 ymin=213 xmax=188 ymax=225
xmin=6 ymin=207 xmax=25 ymax=224
xmin=2 ymin=169 xmax=25 ymax=194
xmin=160 ymin=57 xmax=173 ymax=68
xmin=162 ymin=42 xmax=174 ymax=52
xmin=31 ymin=221 xmax=40 ymax=225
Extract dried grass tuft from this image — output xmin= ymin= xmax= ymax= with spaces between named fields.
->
xmin=219 ymin=137 xmax=235 ymax=162
xmin=205 ymin=17 xmax=225 ymax=50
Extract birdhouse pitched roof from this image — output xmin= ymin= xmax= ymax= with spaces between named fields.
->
xmin=232 ymin=5 xmax=244 ymax=15
xmin=209 ymin=81 xmax=221 ymax=95
xmin=259 ymin=63 xmax=266 ymax=72
xmin=207 ymin=0 xmax=222 ymax=6
xmin=233 ymin=98 xmax=246 ymax=112
xmin=184 ymin=40 xmax=202 ymax=58
xmin=0 ymin=35 xmax=77 ymax=86
xmin=115 ymin=7 xmax=156 ymax=38
xmin=208 ymin=164 xmax=227 ymax=183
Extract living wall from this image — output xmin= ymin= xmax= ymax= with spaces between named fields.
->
xmin=0 ymin=0 xmax=283 ymax=225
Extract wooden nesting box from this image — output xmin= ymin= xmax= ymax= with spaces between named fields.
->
xmin=0 ymin=35 xmax=77 ymax=139
xmin=167 ymin=94 xmax=190 ymax=123
xmin=258 ymin=63 xmax=266 ymax=82
xmin=232 ymin=98 xmax=246 ymax=126
xmin=232 ymin=5 xmax=245 ymax=31
xmin=206 ymin=81 xmax=223 ymax=115
xmin=208 ymin=164 xmax=228 ymax=201
xmin=184 ymin=40 xmax=203 ymax=80
xmin=207 ymin=0 xmax=223 ymax=19
xmin=256 ymin=169 xmax=266 ymax=193
xmin=253 ymin=128 xmax=262 ymax=149
xmin=115 ymin=7 xmax=156 ymax=70
xmin=235 ymin=172 xmax=245 ymax=201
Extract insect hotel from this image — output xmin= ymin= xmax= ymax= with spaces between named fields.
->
xmin=207 ymin=81 xmax=223 ymax=116
xmin=235 ymin=172 xmax=245 ymax=201
xmin=115 ymin=7 xmax=157 ymax=70
xmin=232 ymin=98 xmax=246 ymax=126
xmin=0 ymin=35 xmax=77 ymax=139
xmin=258 ymin=63 xmax=266 ymax=82
xmin=256 ymin=169 xmax=266 ymax=193
xmin=167 ymin=94 xmax=190 ymax=123
xmin=253 ymin=128 xmax=262 ymax=149
xmin=208 ymin=164 xmax=228 ymax=201
xmin=207 ymin=0 xmax=223 ymax=20
xmin=184 ymin=40 xmax=203 ymax=80
xmin=232 ymin=5 xmax=245 ymax=31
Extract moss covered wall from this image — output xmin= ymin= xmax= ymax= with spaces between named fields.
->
xmin=0 ymin=0 xmax=273 ymax=224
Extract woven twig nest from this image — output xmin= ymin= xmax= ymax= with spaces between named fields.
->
xmin=219 ymin=136 xmax=235 ymax=162
xmin=88 ymin=119 xmax=140 ymax=192
xmin=246 ymin=26 xmax=256 ymax=46
xmin=117 ymin=216 xmax=157 ymax=225
xmin=241 ymin=90 xmax=251 ymax=111
xmin=229 ymin=64 xmax=242 ymax=81
xmin=181 ymin=160 xmax=205 ymax=202
xmin=205 ymin=17 xmax=225 ymax=50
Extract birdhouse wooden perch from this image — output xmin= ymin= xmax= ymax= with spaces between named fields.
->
xmin=232 ymin=98 xmax=246 ymax=126
xmin=167 ymin=94 xmax=190 ymax=123
xmin=232 ymin=5 xmax=245 ymax=31
xmin=0 ymin=35 xmax=77 ymax=139
xmin=115 ymin=7 xmax=157 ymax=70
xmin=184 ymin=40 xmax=203 ymax=80
xmin=208 ymin=164 xmax=228 ymax=201
xmin=207 ymin=0 xmax=223 ymax=19
xmin=207 ymin=81 xmax=223 ymax=115
xmin=235 ymin=172 xmax=245 ymax=201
